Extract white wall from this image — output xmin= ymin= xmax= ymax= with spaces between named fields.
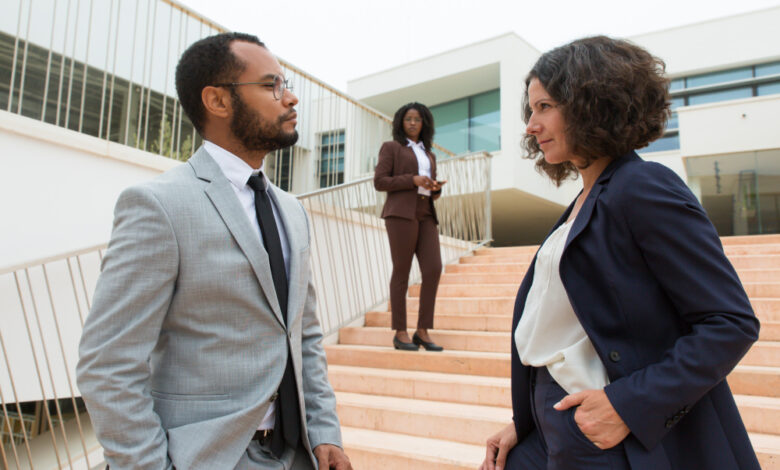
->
xmin=630 ymin=6 xmax=780 ymax=76
xmin=677 ymin=95 xmax=780 ymax=157
xmin=0 ymin=111 xmax=176 ymax=269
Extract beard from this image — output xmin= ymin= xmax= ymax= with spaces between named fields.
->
xmin=230 ymin=92 xmax=298 ymax=152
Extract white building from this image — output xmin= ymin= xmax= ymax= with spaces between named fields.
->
xmin=348 ymin=6 xmax=780 ymax=245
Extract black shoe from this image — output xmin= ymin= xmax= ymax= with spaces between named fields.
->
xmin=393 ymin=336 xmax=419 ymax=351
xmin=413 ymin=333 xmax=444 ymax=351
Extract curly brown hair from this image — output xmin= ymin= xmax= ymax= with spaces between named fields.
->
xmin=522 ymin=36 xmax=671 ymax=185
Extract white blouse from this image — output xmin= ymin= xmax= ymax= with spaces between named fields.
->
xmin=513 ymin=220 xmax=610 ymax=394
xmin=407 ymin=139 xmax=432 ymax=196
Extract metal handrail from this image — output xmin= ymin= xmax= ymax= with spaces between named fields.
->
xmin=0 ymin=150 xmax=492 ymax=468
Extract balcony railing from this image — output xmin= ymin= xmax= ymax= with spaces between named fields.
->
xmin=1 ymin=0 xmax=453 ymax=195
xmin=0 ymin=150 xmax=491 ymax=468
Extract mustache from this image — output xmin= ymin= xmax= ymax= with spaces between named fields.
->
xmin=279 ymin=108 xmax=297 ymax=122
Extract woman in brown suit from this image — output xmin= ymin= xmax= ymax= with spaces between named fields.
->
xmin=374 ymin=102 xmax=446 ymax=351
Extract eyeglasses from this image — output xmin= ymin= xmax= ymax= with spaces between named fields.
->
xmin=212 ymin=75 xmax=292 ymax=100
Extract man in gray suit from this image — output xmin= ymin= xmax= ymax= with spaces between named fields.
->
xmin=77 ymin=32 xmax=351 ymax=470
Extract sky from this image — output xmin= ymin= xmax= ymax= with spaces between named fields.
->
xmin=178 ymin=0 xmax=780 ymax=92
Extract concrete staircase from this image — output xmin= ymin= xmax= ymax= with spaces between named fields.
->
xmin=326 ymin=234 xmax=780 ymax=469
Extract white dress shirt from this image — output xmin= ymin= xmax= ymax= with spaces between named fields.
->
xmin=513 ymin=220 xmax=610 ymax=394
xmin=204 ymin=140 xmax=290 ymax=430
xmin=407 ymin=138 xmax=432 ymax=196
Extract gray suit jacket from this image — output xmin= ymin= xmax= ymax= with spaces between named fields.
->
xmin=77 ymin=147 xmax=341 ymax=469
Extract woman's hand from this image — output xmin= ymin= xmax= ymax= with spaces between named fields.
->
xmin=554 ymin=389 xmax=630 ymax=449
xmin=412 ymin=175 xmax=437 ymax=191
xmin=479 ymin=422 xmax=517 ymax=470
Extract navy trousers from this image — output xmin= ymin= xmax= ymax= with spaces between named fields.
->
xmin=506 ymin=367 xmax=631 ymax=470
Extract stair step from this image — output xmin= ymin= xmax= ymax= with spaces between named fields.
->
xmin=725 ymin=244 xmax=780 ymax=255
xmin=722 ymin=234 xmax=780 ymax=245
xmin=750 ymin=432 xmax=780 ymax=470
xmin=742 ymin=341 xmax=780 ymax=367
xmin=339 ymin=327 xmax=510 ymax=353
xmin=439 ymin=272 xmax=525 ymax=284
xmin=729 ymin=255 xmax=780 ymax=269
xmin=735 ymin=395 xmax=780 ymax=435
xmin=761 ymin=322 xmax=780 ymax=341
xmin=729 ymin=365 xmax=780 ymax=397
xmin=745 ymin=283 xmax=780 ymax=298
xmin=409 ymin=283 xmax=518 ymax=298
xmin=737 ymin=269 xmax=780 ymax=283
xmin=335 ymin=392 xmax=510 ymax=446
xmin=753 ymin=299 xmax=780 ymax=322
xmin=475 ymin=246 xmax=539 ymax=256
xmin=445 ymin=263 xmax=529 ymax=274
xmin=460 ymin=254 xmax=534 ymax=264
xmin=328 ymin=365 xmax=511 ymax=407
xmin=365 ymin=311 xmax=512 ymax=331
xmin=342 ymin=427 xmax=778 ymax=470
xmin=325 ymin=344 xmax=511 ymax=377
xmin=341 ymin=426 xmax=483 ymax=470
xmin=406 ymin=297 xmax=515 ymax=315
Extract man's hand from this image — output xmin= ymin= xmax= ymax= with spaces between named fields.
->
xmin=479 ymin=422 xmax=517 ymax=470
xmin=554 ymin=389 xmax=630 ymax=449
xmin=313 ymin=444 xmax=352 ymax=470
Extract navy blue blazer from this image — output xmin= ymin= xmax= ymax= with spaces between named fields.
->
xmin=510 ymin=152 xmax=761 ymax=470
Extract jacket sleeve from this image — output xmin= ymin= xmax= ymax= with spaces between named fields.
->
xmin=374 ymin=141 xmax=416 ymax=192
xmin=297 ymin=202 xmax=343 ymax=451
xmin=603 ymin=162 xmax=760 ymax=451
xmin=76 ymin=186 xmax=176 ymax=470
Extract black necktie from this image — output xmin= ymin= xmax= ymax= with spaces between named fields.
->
xmin=246 ymin=173 xmax=300 ymax=457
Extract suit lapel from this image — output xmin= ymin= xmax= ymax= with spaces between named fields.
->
xmin=189 ymin=148 xmax=286 ymax=328
xmin=563 ymin=151 xmax=639 ymax=251
xmin=402 ymin=145 xmax=419 ymax=175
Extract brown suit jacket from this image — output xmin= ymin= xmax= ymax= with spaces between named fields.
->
xmin=374 ymin=140 xmax=439 ymax=224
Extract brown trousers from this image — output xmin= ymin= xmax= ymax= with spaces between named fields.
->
xmin=384 ymin=195 xmax=442 ymax=331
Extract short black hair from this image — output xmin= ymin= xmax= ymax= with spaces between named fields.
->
xmin=175 ymin=32 xmax=265 ymax=134
xmin=392 ymin=102 xmax=435 ymax=151
xmin=522 ymin=36 xmax=670 ymax=185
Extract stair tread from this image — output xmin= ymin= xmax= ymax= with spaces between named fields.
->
xmin=327 ymin=343 xmax=509 ymax=359
xmin=750 ymin=432 xmax=780 ymax=452
xmin=328 ymin=364 xmax=510 ymax=386
xmin=336 ymin=391 xmax=511 ymax=419
xmin=735 ymin=394 xmax=780 ymax=408
xmin=341 ymin=426 xmax=484 ymax=465
xmin=341 ymin=326 xmax=509 ymax=337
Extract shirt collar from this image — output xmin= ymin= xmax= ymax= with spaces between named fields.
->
xmin=406 ymin=138 xmax=426 ymax=151
xmin=203 ymin=140 xmax=267 ymax=190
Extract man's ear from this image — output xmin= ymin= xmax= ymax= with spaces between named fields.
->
xmin=201 ymin=85 xmax=232 ymax=120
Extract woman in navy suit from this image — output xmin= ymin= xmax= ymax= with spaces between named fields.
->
xmin=480 ymin=36 xmax=760 ymax=470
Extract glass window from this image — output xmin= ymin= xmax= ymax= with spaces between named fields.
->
xmin=642 ymin=133 xmax=680 ymax=153
xmin=669 ymin=78 xmax=685 ymax=91
xmin=469 ymin=89 xmax=500 ymax=152
xmin=688 ymin=87 xmax=752 ymax=105
xmin=685 ymin=150 xmax=780 ymax=236
xmin=757 ymin=82 xmax=780 ymax=96
xmin=667 ymin=97 xmax=685 ymax=130
xmin=686 ymin=68 xmax=752 ymax=88
xmin=431 ymin=99 xmax=469 ymax=155
xmin=756 ymin=61 xmax=780 ymax=77
xmin=318 ymin=130 xmax=345 ymax=188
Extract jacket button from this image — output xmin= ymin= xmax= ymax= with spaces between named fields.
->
xmin=270 ymin=392 xmax=278 ymax=403
xmin=665 ymin=419 xmax=674 ymax=428
xmin=609 ymin=351 xmax=621 ymax=362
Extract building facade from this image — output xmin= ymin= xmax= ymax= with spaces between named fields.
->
xmin=348 ymin=7 xmax=780 ymax=245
